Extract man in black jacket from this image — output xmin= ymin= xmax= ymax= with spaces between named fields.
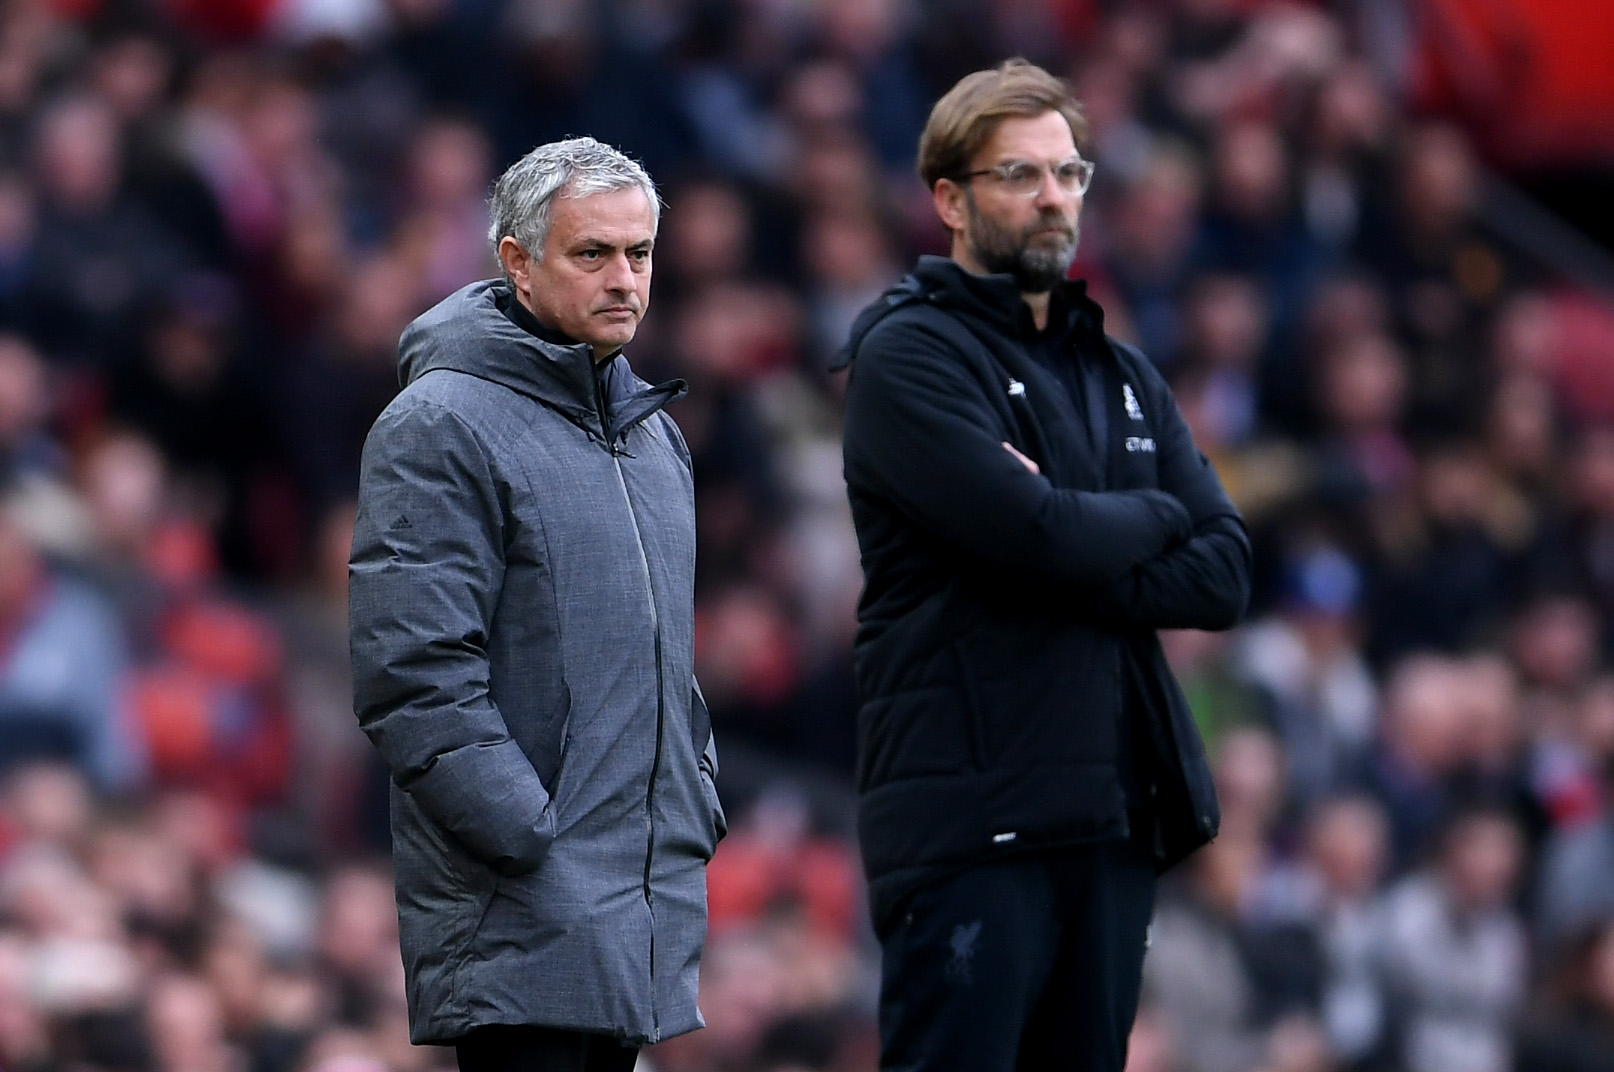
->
xmin=837 ymin=60 xmax=1252 ymax=1072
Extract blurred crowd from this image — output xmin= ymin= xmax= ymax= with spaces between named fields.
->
xmin=0 ymin=0 xmax=1613 ymax=1070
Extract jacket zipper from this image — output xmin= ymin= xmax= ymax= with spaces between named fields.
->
xmin=600 ymin=364 xmax=661 ymax=1039
xmin=610 ymin=436 xmax=665 ymax=1044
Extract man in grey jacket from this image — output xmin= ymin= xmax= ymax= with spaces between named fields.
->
xmin=349 ymin=137 xmax=724 ymax=1072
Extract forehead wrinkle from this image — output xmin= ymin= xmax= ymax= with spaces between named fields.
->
xmin=552 ymin=189 xmax=657 ymax=235
xmin=976 ymin=113 xmax=1076 ymax=167
xmin=563 ymin=229 xmax=656 ymax=251
xmin=982 ymin=148 xmax=1080 ymax=167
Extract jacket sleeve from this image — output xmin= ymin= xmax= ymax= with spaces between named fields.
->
xmin=349 ymin=399 xmax=555 ymax=875
xmin=843 ymin=316 xmax=1193 ymax=590
xmin=1090 ymin=365 xmax=1252 ymax=631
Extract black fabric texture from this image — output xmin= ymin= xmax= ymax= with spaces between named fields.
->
xmin=838 ymin=255 xmax=1251 ymax=931
xmin=876 ymin=838 xmax=1158 ymax=1072
xmin=455 ymin=1025 xmax=640 ymax=1072
xmin=1021 ymin=295 xmax=1150 ymax=809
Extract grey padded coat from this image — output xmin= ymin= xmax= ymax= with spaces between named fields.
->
xmin=349 ymin=280 xmax=724 ymax=1047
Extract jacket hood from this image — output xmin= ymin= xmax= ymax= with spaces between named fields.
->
xmin=398 ymin=279 xmax=684 ymax=425
xmin=832 ymin=255 xmax=1099 ymax=370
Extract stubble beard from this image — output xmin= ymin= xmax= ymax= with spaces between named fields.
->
xmin=965 ymin=194 xmax=1080 ymax=293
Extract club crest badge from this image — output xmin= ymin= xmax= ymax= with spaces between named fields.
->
xmin=1122 ymin=384 xmax=1144 ymax=421
xmin=946 ymin=920 xmax=982 ymax=984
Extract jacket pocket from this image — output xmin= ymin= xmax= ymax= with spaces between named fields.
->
xmin=543 ymin=683 xmax=576 ymax=830
xmin=399 ymin=790 xmax=493 ymax=897
xmin=951 ymin=639 xmax=990 ymax=771
xmin=698 ymin=769 xmax=726 ymax=860
xmin=390 ymin=790 xmax=498 ymax=1026
xmin=954 ymin=623 xmax=1119 ymax=768
xmin=858 ymin=687 xmax=982 ymax=784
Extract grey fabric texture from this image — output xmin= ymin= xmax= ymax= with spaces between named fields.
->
xmin=349 ymin=280 xmax=724 ymax=1046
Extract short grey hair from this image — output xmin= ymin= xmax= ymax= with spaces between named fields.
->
xmin=487 ymin=137 xmax=660 ymax=276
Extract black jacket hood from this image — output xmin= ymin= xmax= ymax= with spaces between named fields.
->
xmin=833 ymin=255 xmax=1102 ymax=370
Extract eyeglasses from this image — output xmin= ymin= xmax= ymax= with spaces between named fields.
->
xmin=954 ymin=156 xmax=1095 ymax=197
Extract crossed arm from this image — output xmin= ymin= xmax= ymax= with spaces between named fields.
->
xmin=844 ymin=320 xmax=1249 ymax=632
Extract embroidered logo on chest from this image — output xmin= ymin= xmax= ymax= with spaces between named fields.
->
xmin=945 ymin=920 xmax=983 ymax=985
xmin=1122 ymin=384 xmax=1144 ymax=421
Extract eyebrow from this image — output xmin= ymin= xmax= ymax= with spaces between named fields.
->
xmin=992 ymin=154 xmax=1085 ymax=166
xmin=573 ymin=237 xmax=655 ymax=251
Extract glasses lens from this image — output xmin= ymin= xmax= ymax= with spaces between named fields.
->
xmin=977 ymin=159 xmax=1093 ymax=196
xmin=1055 ymin=159 xmax=1093 ymax=194
xmin=1003 ymin=163 xmax=1042 ymax=195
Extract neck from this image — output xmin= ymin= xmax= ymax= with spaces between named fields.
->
xmin=949 ymin=243 xmax=1053 ymax=331
xmin=1022 ymin=290 xmax=1051 ymax=331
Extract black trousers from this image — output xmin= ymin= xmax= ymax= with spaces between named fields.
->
xmin=877 ymin=836 xmax=1157 ymax=1072
xmin=454 ymin=1025 xmax=639 ymax=1072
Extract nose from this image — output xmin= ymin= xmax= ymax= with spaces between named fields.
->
xmin=603 ymin=251 xmax=637 ymax=295
xmin=1034 ymin=168 xmax=1075 ymax=209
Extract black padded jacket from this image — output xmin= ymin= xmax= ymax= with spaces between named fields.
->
xmin=837 ymin=256 xmax=1251 ymax=931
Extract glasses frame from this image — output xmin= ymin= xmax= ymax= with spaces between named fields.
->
xmin=953 ymin=155 xmax=1096 ymax=198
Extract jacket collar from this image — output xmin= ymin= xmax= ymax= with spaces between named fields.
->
xmin=911 ymin=256 xmax=1101 ymax=338
xmin=398 ymin=280 xmax=686 ymax=435
xmin=498 ymin=285 xmax=587 ymax=349
xmin=836 ymin=255 xmax=1104 ymax=369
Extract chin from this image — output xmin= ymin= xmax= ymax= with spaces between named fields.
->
xmin=588 ymin=329 xmax=637 ymax=352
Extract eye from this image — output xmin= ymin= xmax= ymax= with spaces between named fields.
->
xmin=579 ymin=249 xmax=603 ymax=261
xmin=1056 ymin=159 xmax=1094 ymax=192
xmin=1002 ymin=163 xmax=1039 ymax=189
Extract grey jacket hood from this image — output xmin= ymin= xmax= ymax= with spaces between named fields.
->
xmin=399 ymin=279 xmax=685 ymax=436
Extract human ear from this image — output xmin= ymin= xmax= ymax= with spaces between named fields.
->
xmin=498 ymin=237 xmax=533 ymax=294
xmin=933 ymin=179 xmax=969 ymax=236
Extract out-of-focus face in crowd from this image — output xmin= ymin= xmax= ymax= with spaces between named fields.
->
xmin=1441 ymin=810 xmax=1524 ymax=914
xmin=1307 ymin=795 xmax=1389 ymax=900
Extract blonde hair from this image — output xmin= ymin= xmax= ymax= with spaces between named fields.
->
xmin=917 ymin=59 xmax=1089 ymax=191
